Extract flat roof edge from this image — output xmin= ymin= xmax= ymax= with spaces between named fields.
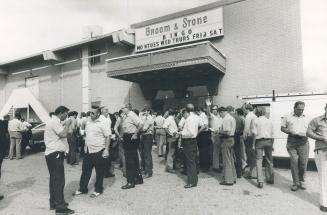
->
xmin=0 ymin=32 xmax=114 ymax=66
xmin=131 ymin=0 xmax=247 ymax=29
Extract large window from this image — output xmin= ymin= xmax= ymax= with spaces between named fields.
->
xmin=90 ymin=49 xmax=101 ymax=65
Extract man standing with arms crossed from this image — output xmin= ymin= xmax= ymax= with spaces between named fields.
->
xmin=306 ymin=103 xmax=327 ymax=212
xmin=73 ymin=106 xmax=110 ymax=198
xmin=281 ymin=101 xmax=310 ymax=191
xmin=44 ymin=106 xmax=74 ymax=215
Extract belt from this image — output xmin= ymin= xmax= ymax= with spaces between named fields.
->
xmin=182 ymin=138 xmax=196 ymax=140
xmin=220 ymin=136 xmax=234 ymax=138
xmin=257 ymin=138 xmax=272 ymax=140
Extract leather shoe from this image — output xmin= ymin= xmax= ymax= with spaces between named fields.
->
xmin=257 ymin=182 xmax=263 ymax=189
xmin=291 ymin=184 xmax=299 ymax=191
xmin=220 ymin=182 xmax=233 ymax=186
xmin=184 ymin=184 xmax=197 ymax=189
xmin=55 ymin=208 xmax=75 ymax=214
xmin=320 ymin=206 xmax=327 ymax=212
xmin=0 ymin=195 xmax=3 ymax=200
xmin=121 ymin=183 xmax=135 ymax=189
xmin=143 ymin=173 xmax=152 ymax=179
xmin=51 ymin=202 xmax=69 ymax=210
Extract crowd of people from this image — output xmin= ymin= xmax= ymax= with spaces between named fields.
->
xmin=0 ymin=99 xmax=327 ymax=214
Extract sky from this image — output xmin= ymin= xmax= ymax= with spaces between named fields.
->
xmin=0 ymin=0 xmax=326 ymax=91
xmin=0 ymin=0 xmax=216 ymax=62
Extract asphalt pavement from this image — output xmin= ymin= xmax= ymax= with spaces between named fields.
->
xmin=0 ymin=148 xmax=325 ymax=215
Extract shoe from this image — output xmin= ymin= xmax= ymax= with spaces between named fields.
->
xmin=0 ymin=195 xmax=4 ymax=200
xmin=299 ymin=181 xmax=306 ymax=190
xmin=90 ymin=192 xmax=101 ymax=198
xmin=320 ymin=206 xmax=327 ymax=212
xmin=184 ymin=184 xmax=197 ymax=189
xmin=143 ymin=173 xmax=152 ymax=179
xmin=220 ymin=182 xmax=233 ymax=186
xmin=135 ymin=175 xmax=143 ymax=185
xmin=257 ymin=182 xmax=263 ymax=189
xmin=50 ymin=202 xmax=69 ymax=210
xmin=104 ymin=173 xmax=115 ymax=178
xmin=72 ymin=190 xmax=87 ymax=196
xmin=121 ymin=183 xmax=135 ymax=189
xmin=55 ymin=208 xmax=75 ymax=215
xmin=266 ymin=180 xmax=274 ymax=184
xmin=291 ymin=184 xmax=299 ymax=191
xmin=158 ymin=155 xmax=163 ymax=158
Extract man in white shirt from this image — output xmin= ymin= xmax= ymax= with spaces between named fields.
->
xmin=218 ymin=107 xmax=237 ymax=186
xmin=139 ymin=107 xmax=155 ymax=178
xmin=154 ymin=112 xmax=166 ymax=157
xmin=281 ymin=101 xmax=310 ymax=191
xmin=252 ymin=106 xmax=274 ymax=189
xmin=44 ymin=106 xmax=74 ymax=214
xmin=74 ymin=106 xmax=111 ymax=198
xmin=243 ymin=103 xmax=257 ymax=178
xmin=205 ymin=99 xmax=223 ymax=172
xmin=163 ymin=109 xmax=179 ymax=173
xmin=180 ymin=104 xmax=205 ymax=188
xmin=8 ymin=113 xmax=24 ymax=160
xmin=195 ymin=107 xmax=211 ymax=172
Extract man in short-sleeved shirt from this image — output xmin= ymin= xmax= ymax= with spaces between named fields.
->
xmin=307 ymin=103 xmax=327 ymax=212
xmin=74 ymin=106 xmax=111 ymax=197
xmin=44 ymin=106 xmax=74 ymax=214
xmin=281 ymin=101 xmax=310 ymax=191
xmin=218 ymin=107 xmax=237 ymax=185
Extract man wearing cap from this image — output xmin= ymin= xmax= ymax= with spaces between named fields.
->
xmin=307 ymin=103 xmax=327 ymax=212
xmin=218 ymin=106 xmax=237 ymax=186
xmin=121 ymin=104 xmax=144 ymax=189
xmin=243 ymin=103 xmax=257 ymax=178
xmin=179 ymin=104 xmax=205 ymax=188
xmin=281 ymin=101 xmax=310 ymax=191
xmin=139 ymin=107 xmax=155 ymax=178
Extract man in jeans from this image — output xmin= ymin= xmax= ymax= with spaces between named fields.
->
xmin=281 ymin=101 xmax=310 ymax=191
xmin=73 ymin=106 xmax=110 ymax=198
xmin=163 ymin=109 xmax=178 ymax=173
xmin=44 ymin=106 xmax=74 ymax=214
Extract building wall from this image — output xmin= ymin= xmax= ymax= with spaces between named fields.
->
xmin=0 ymin=76 xmax=6 ymax=110
xmin=90 ymin=41 xmax=148 ymax=112
xmin=212 ymin=0 xmax=303 ymax=106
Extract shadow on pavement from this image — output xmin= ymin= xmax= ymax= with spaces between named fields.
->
xmin=0 ymin=177 xmax=36 ymax=211
xmin=274 ymin=171 xmax=319 ymax=207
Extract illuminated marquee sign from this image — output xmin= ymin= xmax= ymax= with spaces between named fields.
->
xmin=135 ymin=7 xmax=223 ymax=52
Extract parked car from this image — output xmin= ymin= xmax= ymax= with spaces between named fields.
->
xmin=29 ymin=123 xmax=45 ymax=150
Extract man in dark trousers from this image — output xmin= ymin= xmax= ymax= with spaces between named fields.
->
xmin=0 ymin=115 xmax=9 ymax=200
xmin=121 ymin=104 xmax=144 ymax=189
xmin=44 ymin=106 xmax=74 ymax=215
xmin=73 ymin=106 xmax=111 ymax=198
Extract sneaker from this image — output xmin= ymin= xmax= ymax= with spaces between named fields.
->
xmin=55 ymin=208 xmax=75 ymax=215
xmin=90 ymin=192 xmax=101 ymax=198
xmin=299 ymin=181 xmax=306 ymax=190
xmin=291 ymin=184 xmax=299 ymax=191
xmin=72 ymin=190 xmax=87 ymax=196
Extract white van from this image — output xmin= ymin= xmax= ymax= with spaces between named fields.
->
xmin=240 ymin=92 xmax=327 ymax=159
